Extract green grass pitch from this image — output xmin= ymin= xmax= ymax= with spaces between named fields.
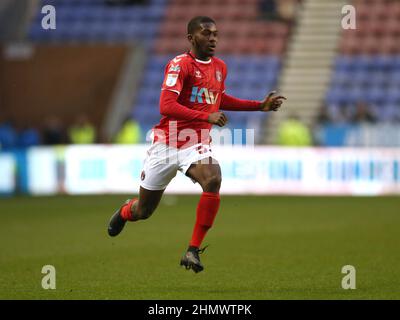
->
xmin=0 ymin=195 xmax=399 ymax=299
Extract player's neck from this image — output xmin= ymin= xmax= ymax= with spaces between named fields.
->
xmin=190 ymin=50 xmax=211 ymax=63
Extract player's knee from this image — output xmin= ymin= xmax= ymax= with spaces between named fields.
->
xmin=203 ymin=174 xmax=222 ymax=192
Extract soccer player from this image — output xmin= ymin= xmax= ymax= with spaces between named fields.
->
xmin=108 ymin=16 xmax=286 ymax=273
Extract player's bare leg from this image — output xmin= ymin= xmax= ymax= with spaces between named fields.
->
xmin=180 ymin=157 xmax=222 ymax=273
xmin=107 ymin=186 xmax=164 ymax=237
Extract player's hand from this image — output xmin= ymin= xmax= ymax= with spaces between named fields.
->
xmin=260 ymin=91 xmax=287 ymax=112
xmin=208 ymin=112 xmax=227 ymax=127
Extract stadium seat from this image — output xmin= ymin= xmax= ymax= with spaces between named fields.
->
xmin=29 ymin=0 xmax=168 ymax=43
xmin=326 ymin=51 xmax=400 ymax=124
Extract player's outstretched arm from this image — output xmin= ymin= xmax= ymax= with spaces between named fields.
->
xmin=259 ymin=91 xmax=287 ymax=112
xmin=220 ymin=90 xmax=286 ymax=112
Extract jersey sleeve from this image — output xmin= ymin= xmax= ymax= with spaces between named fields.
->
xmin=161 ymin=57 xmax=188 ymax=95
xmin=220 ymin=93 xmax=261 ymax=111
xmin=159 ymin=90 xmax=209 ymax=121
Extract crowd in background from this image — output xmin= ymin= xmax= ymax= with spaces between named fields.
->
xmin=276 ymin=100 xmax=386 ymax=147
xmin=1 ymin=100 xmax=386 ymax=150
xmin=0 ymin=114 xmax=142 ymax=151
xmin=317 ymin=101 xmax=379 ymax=127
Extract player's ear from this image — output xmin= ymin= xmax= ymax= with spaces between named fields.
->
xmin=187 ymin=34 xmax=194 ymax=44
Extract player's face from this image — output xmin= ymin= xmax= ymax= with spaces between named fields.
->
xmin=190 ymin=23 xmax=218 ymax=59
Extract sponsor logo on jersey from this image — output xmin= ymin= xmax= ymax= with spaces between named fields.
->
xmin=166 ymin=73 xmax=178 ymax=87
xmin=168 ymin=64 xmax=180 ymax=72
xmin=190 ymin=86 xmax=219 ymax=104
xmin=216 ymin=70 xmax=222 ymax=82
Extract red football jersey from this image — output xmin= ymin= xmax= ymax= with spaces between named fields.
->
xmin=153 ymin=52 xmax=227 ymax=149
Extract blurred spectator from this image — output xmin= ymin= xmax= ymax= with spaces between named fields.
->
xmin=259 ymin=0 xmax=280 ymax=21
xmin=316 ymin=104 xmax=331 ymax=126
xmin=18 ymin=126 xmax=41 ymax=148
xmin=333 ymin=105 xmax=351 ymax=124
xmin=351 ymin=101 xmax=377 ymax=124
xmin=277 ymin=114 xmax=312 ymax=146
xmin=277 ymin=0 xmax=300 ymax=22
xmin=0 ymin=120 xmax=17 ymax=151
xmin=114 ymin=116 xmax=142 ymax=144
xmin=42 ymin=116 xmax=66 ymax=145
xmin=260 ymin=0 xmax=300 ymax=22
xmin=322 ymin=104 xmax=352 ymax=125
xmin=314 ymin=104 xmax=349 ymax=146
xmin=68 ymin=114 xmax=96 ymax=144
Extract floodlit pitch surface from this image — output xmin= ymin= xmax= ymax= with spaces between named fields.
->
xmin=0 ymin=195 xmax=399 ymax=299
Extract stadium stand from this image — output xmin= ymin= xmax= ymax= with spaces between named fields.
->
xmin=326 ymin=0 xmax=400 ymax=124
xmin=28 ymin=0 xmax=168 ymax=43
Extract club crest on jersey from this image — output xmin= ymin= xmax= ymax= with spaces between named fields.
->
xmin=190 ymin=86 xmax=219 ymax=104
xmin=168 ymin=64 xmax=180 ymax=72
xmin=216 ymin=70 xmax=222 ymax=82
xmin=166 ymin=73 xmax=178 ymax=87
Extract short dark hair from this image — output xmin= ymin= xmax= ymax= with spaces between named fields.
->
xmin=187 ymin=16 xmax=216 ymax=34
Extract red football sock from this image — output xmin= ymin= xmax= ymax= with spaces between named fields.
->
xmin=189 ymin=192 xmax=221 ymax=248
xmin=120 ymin=199 xmax=138 ymax=221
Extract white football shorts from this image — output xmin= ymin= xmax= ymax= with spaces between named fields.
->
xmin=139 ymin=142 xmax=215 ymax=191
